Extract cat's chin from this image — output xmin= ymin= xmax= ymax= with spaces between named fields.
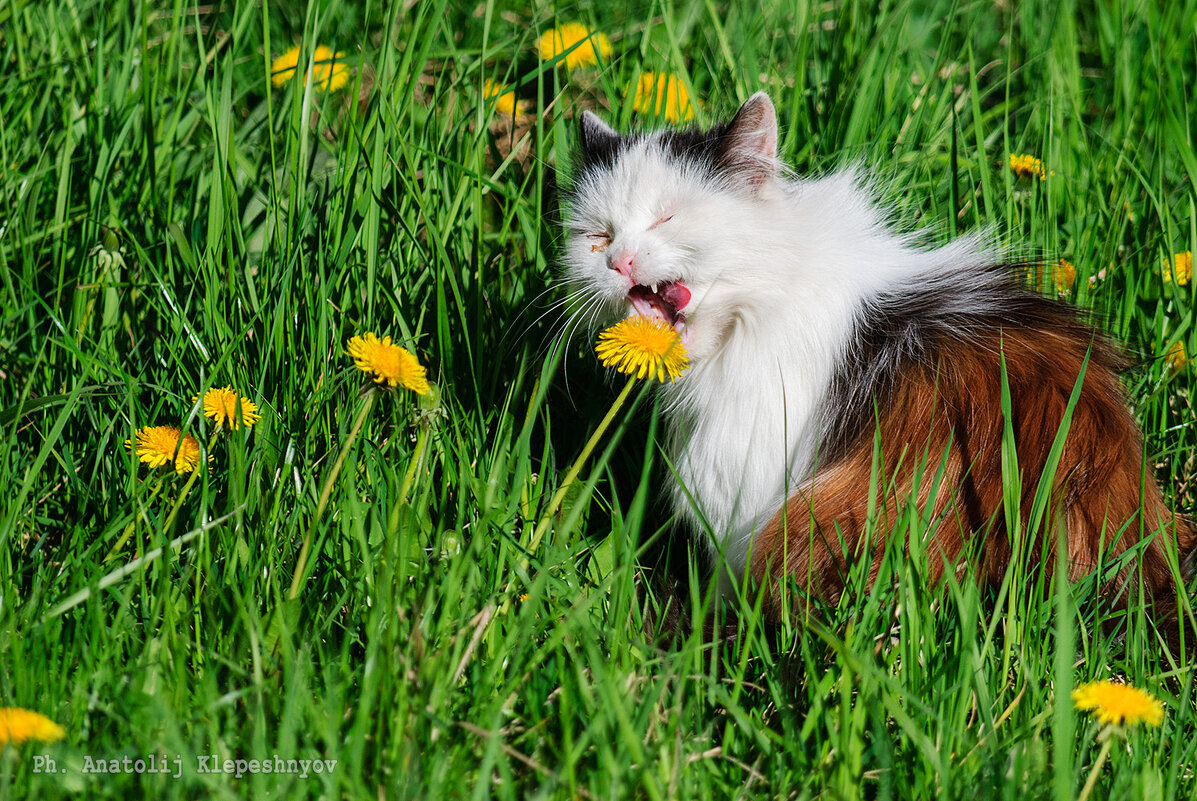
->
xmin=627 ymin=280 xmax=691 ymax=336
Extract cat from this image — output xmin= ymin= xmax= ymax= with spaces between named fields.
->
xmin=561 ymin=91 xmax=1194 ymax=633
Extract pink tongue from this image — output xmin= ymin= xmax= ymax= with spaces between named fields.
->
xmin=661 ymin=283 xmax=691 ymax=311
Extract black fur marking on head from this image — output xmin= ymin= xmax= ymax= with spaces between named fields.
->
xmin=571 ymin=111 xmax=754 ymax=194
xmin=576 ymin=111 xmax=627 ymax=174
xmin=660 ymin=124 xmax=734 ymax=172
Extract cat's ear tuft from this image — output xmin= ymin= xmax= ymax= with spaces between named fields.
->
xmin=718 ymin=92 xmax=779 ymax=189
xmin=579 ymin=110 xmax=619 ymax=154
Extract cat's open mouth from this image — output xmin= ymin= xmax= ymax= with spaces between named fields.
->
xmin=627 ymin=281 xmax=691 ymax=332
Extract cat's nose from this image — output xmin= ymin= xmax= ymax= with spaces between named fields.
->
xmin=609 ymin=249 xmax=635 ymax=278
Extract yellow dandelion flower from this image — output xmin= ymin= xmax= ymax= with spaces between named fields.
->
xmin=271 ymin=45 xmax=349 ymax=92
xmin=1072 ymin=680 xmax=1164 ymax=727
xmin=1164 ymin=251 xmax=1192 ymax=286
xmin=628 ymin=73 xmax=695 ymax=123
xmin=1009 ymin=153 xmax=1046 ymax=181
xmin=270 ymin=47 xmax=302 ymax=88
xmin=483 ymin=78 xmax=529 ymax=118
xmin=0 ymin=708 xmax=65 ymax=746
xmin=347 ymin=332 xmax=430 ymax=394
xmin=536 ymin=23 xmax=611 ymax=70
xmin=195 ymin=386 xmax=262 ymax=431
xmin=595 ymin=316 xmax=690 ymax=383
xmin=1165 ymin=340 xmax=1187 ymax=372
xmin=1054 ymin=258 xmax=1077 ymax=292
xmin=126 ymin=426 xmax=205 ymax=474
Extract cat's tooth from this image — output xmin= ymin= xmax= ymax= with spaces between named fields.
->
xmin=651 ymin=282 xmax=659 ymax=294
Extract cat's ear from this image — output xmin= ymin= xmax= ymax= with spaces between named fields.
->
xmin=718 ymin=92 xmax=779 ymax=189
xmin=579 ymin=110 xmax=619 ymax=154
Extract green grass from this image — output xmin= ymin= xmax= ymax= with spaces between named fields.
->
xmin=2 ymin=0 xmax=1196 ymax=797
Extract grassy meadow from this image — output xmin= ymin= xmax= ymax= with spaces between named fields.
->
xmin=3 ymin=0 xmax=1197 ymax=797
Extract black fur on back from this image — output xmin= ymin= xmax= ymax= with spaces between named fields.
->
xmin=816 ymin=262 xmax=1123 ymax=465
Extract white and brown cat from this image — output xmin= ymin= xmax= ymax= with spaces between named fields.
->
xmin=561 ymin=92 xmax=1193 ymax=633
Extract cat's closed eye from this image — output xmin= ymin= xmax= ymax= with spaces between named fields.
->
xmin=648 ymin=214 xmax=674 ymax=230
xmin=588 ymin=232 xmax=611 ymax=252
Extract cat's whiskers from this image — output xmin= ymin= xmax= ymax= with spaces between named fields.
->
xmin=548 ymin=295 xmax=606 ymax=402
xmin=507 ymin=282 xmax=578 ymax=346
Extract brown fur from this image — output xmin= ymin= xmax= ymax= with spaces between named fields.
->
xmin=750 ymin=313 xmax=1194 ymax=635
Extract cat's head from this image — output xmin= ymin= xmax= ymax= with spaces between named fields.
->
xmin=561 ymin=92 xmax=781 ymax=364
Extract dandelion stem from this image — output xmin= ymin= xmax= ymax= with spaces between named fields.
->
xmin=288 ymin=391 xmax=376 ymax=600
xmin=527 ymin=375 xmax=636 ymax=556
xmin=1077 ymin=729 xmax=1115 ymax=801
xmin=104 ymin=475 xmax=168 ymax=562
xmin=397 ymin=424 xmax=430 ymax=505
xmin=159 ymin=430 xmax=220 ymax=537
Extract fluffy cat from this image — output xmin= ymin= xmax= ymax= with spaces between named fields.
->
xmin=561 ymin=92 xmax=1193 ymax=627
